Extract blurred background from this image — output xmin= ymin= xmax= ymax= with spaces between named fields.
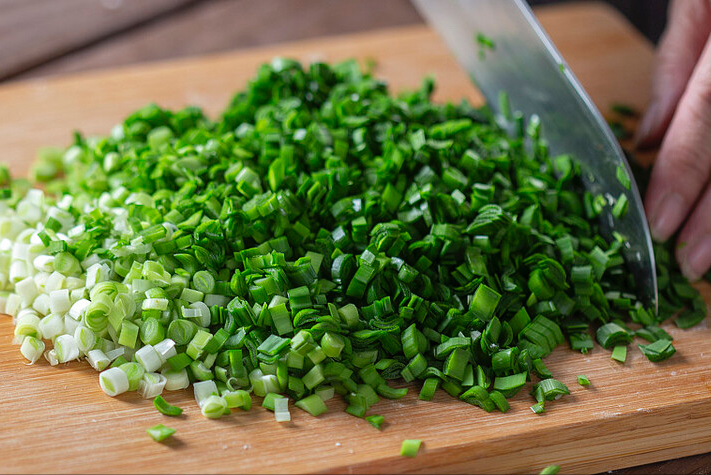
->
xmin=0 ymin=0 xmax=669 ymax=84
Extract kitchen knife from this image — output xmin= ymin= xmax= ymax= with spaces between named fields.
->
xmin=412 ymin=0 xmax=658 ymax=311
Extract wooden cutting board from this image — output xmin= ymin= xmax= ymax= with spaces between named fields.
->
xmin=1 ymin=3 xmax=709 ymax=474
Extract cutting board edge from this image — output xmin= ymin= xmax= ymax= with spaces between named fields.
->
xmin=322 ymin=394 xmax=711 ymax=474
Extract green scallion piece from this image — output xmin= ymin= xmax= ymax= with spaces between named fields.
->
xmin=295 ymin=394 xmax=327 ymax=417
xmin=153 ymin=396 xmax=183 ymax=416
xmin=146 ymin=424 xmax=175 ymax=442
xmin=596 ymin=322 xmax=632 ymax=349
xmin=638 ymin=339 xmax=675 ymax=362
xmin=400 ymin=439 xmax=422 ymax=458
xmin=539 ymin=464 xmax=561 ymax=475
xmin=611 ymin=345 xmax=627 ymax=363
xmin=365 ymin=414 xmax=384 ymax=430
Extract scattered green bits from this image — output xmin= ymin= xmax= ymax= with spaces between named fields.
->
xmin=539 ymin=464 xmax=561 ymax=475
xmin=576 ymin=375 xmax=590 ymax=387
xmin=616 ymin=165 xmax=631 ymax=190
xmin=146 ymin=424 xmax=175 ymax=442
xmin=365 ymin=414 xmax=384 ymax=430
xmin=153 ymin=396 xmax=183 ymax=416
xmin=638 ymin=339 xmax=675 ymax=362
xmin=611 ymin=345 xmax=627 ymax=363
xmin=401 ymin=439 xmax=422 ymax=458
xmin=476 ymin=32 xmax=496 ymax=59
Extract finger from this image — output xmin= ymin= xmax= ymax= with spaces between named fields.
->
xmin=635 ymin=0 xmax=711 ymax=149
xmin=676 ymin=183 xmax=711 ymax=281
xmin=645 ymin=34 xmax=711 ymax=243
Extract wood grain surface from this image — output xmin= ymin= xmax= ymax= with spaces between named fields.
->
xmin=1 ymin=3 xmax=709 ymax=474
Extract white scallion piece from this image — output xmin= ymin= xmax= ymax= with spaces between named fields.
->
xmin=54 ymin=334 xmax=80 ymax=363
xmin=69 ymin=288 xmax=86 ymax=302
xmin=32 ymin=255 xmax=54 ymax=273
xmin=15 ymin=277 xmax=39 ymax=306
xmin=193 ymin=380 xmax=218 ymax=408
xmin=138 ymin=372 xmax=167 ymax=399
xmin=44 ymin=271 xmax=66 ymax=293
xmin=87 ymin=349 xmax=110 ymax=371
xmin=153 ymin=338 xmax=177 ymax=364
xmin=0 ymin=292 xmax=8 ymax=314
xmin=134 ymin=344 xmax=162 ymax=372
xmin=44 ymin=349 xmax=59 ymax=366
xmin=99 ymin=367 xmax=129 ymax=396
xmin=13 ymin=311 xmax=40 ymax=339
xmin=33 ymin=272 xmax=49 ymax=290
xmin=31 ymin=293 xmax=51 ymax=316
xmin=274 ymin=396 xmax=291 ymax=422
xmin=11 ymin=242 xmax=30 ymax=262
xmin=20 ymin=336 xmax=45 ymax=363
xmin=38 ymin=313 xmax=64 ymax=340
xmin=105 ymin=347 xmax=125 ymax=362
xmin=68 ymin=298 xmax=91 ymax=320
xmin=49 ymin=288 xmax=71 ymax=314
xmin=74 ymin=326 xmax=97 ymax=353
xmin=65 ymin=277 xmax=85 ymax=290
xmin=188 ymin=301 xmax=211 ymax=327
xmin=142 ymin=298 xmax=169 ymax=311
xmin=5 ymin=293 xmax=21 ymax=317
xmin=163 ymin=369 xmax=190 ymax=390
xmin=63 ymin=314 xmax=81 ymax=335
xmin=200 ymin=395 xmax=227 ymax=419
xmin=9 ymin=261 xmax=28 ymax=284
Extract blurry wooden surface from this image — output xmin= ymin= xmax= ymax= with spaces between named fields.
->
xmin=0 ymin=1 xmax=709 ymax=473
xmin=0 ymin=0 xmax=198 ymax=79
xmin=1 ymin=0 xmax=423 ymax=82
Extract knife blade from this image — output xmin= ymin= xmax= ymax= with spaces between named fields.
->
xmin=412 ymin=0 xmax=658 ymax=311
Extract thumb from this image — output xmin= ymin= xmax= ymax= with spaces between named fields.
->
xmin=635 ymin=0 xmax=711 ymax=149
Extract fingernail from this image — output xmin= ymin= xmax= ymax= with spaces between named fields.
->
xmin=680 ymin=236 xmax=711 ymax=281
xmin=649 ymin=192 xmax=685 ymax=242
xmin=634 ymin=101 xmax=660 ymax=149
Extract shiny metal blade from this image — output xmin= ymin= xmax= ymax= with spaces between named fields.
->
xmin=412 ymin=0 xmax=657 ymax=310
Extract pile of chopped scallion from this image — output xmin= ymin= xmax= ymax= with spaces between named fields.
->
xmin=1 ymin=58 xmax=706 ymax=423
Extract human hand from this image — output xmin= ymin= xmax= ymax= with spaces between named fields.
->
xmin=636 ymin=0 xmax=711 ymax=281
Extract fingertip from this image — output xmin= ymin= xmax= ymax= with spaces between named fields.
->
xmin=676 ymin=231 xmax=711 ymax=282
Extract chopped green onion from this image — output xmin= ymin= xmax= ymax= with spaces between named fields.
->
xmin=596 ymin=322 xmax=632 ymax=349
xmin=577 ymin=375 xmax=590 ymax=387
xmin=532 ymin=378 xmax=570 ymax=401
xmin=539 ymin=464 xmax=561 ymax=475
xmin=295 ymin=394 xmax=328 ymax=417
xmin=419 ymin=378 xmax=440 ymax=401
xmin=366 ymin=414 xmax=384 ymax=430
xmin=154 ymin=396 xmax=183 ymax=416
xmin=400 ymin=439 xmax=422 ymax=458
xmin=146 ymin=424 xmax=175 ymax=442
xmin=638 ymin=339 xmax=675 ymax=362
xmin=611 ymin=345 xmax=627 ymax=363
xmin=99 ymin=367 xmax=129 ymax=397
xmin=0 ymin=57 xmax=705 ymax=436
